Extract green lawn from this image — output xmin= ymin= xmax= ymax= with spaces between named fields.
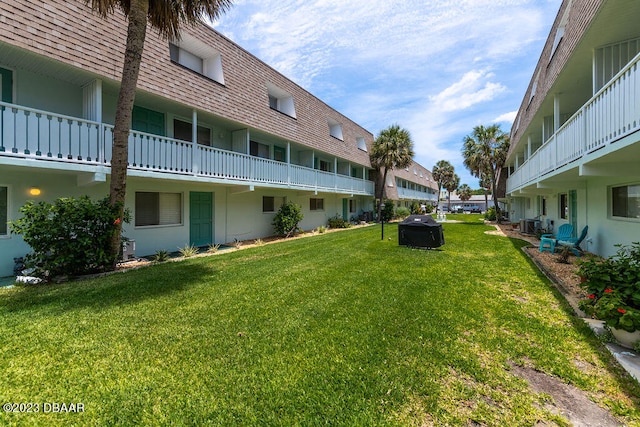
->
xmin=1 ymin=217 xmax=639 ymax=425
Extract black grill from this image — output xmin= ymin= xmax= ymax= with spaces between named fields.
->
xmin=398 ymin=215 xmax=444 ymax=248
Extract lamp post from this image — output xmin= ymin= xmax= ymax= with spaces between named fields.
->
xmin=380 ymin=202 xmax=384 ymax=240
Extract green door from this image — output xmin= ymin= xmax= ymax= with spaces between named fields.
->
xmin=569 ymin=190 xmax=578 ymax=238
xmin=342 ymin=199 xmax=348 ymax=221
xmin=0 ymin=67 xmax=13 ymax=103
xmin=190 ymin=192 xmax=213 ymax=247
xmin=132 ymin=105 xmax=165 ymax=136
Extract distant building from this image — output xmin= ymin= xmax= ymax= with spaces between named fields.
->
xmin=438 ymin=192 xmax=492 ymax=213
xmin=381 ymin=161 xmax=439 ymax=211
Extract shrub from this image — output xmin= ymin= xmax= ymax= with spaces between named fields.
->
xmin=9 ymin=196 xmax=128 ymax=280
xmin=396 ymin=207 xmax=411 ymax=219
xmin=578 ymin=243 xmax=640 ymax=331
xmin=423 ymin=204 xmax=434 ymax=214
xmin=327 ymin=215 xmax=350 ymax=229
xmin=382 ymin=200 xmax=395 ymax=222
xmin=484 ymin=206 xmax=497 ymax=221
xmin=273 ymin=201 xmax=303 ymax=237
xmin=410 ymin=202 xmax=421 ymax=215
xmin=316 ymin=225 xmax=327 ymax=234
xmin=152 ymin=250 xmax=170 ymax=263
xmin=178 ymin=244 xmax=199 ymax=258
xmin=207 ymin=243 xmax=221 ymax=253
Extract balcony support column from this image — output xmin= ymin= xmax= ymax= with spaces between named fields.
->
xmin=192 ymin=109 xmax=198 ymax=174
xmin=554 ymin=94 xmax=561 ymax=132
xmin=286 ymin=142 xmax=291 ymax=186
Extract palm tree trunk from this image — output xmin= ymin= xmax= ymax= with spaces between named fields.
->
xmin=491 ymin=170 xmax=501 ymax=223
xmin=109 ymin=0 xmax=149 ymax=267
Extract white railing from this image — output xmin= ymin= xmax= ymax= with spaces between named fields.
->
xmin=397 ymin=187 xmax=438 ymax=202
xmin=0 ymin=101 xmax=373 ymax=195
xmin=507 ymin=52 xmax=640 ymax=193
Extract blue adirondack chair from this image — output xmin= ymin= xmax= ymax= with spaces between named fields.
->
xmin=557 ymin=225 xmax=589 ymax=256
xmin=539 ymin=223 xmax=574 ymax=253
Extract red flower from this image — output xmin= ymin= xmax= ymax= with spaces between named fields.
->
xmin=113 ymin=218 xmax=121 ymax=225
xmin=588 ymin=294 xmax=596 ymax=299
xmin=604 ymin=288 xmax=613 ymax=293
xmin=618 ymin=308 xmax=626 ymax=314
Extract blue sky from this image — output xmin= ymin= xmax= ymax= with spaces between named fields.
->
xmin=213 ymin=0 xmax=562 ymax=188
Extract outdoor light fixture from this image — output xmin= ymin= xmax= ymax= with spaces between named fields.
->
xmin=29 ymin=187 xmax=41 ymax=196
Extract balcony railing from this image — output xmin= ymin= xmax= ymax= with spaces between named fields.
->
xmin=507 ymin=52 xmax=640 ymax=193
xmin=397 ymin=186 xmax=438 ymax=201
xmin=0 ymin=101 xmax=374 ymax=196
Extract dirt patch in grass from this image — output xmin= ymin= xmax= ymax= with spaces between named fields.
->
xmin=509 ymin=362 xmax=621 ymax=427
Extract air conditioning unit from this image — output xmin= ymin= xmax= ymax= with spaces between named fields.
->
xmin=121 ymin=239 xmax=136 ymax=261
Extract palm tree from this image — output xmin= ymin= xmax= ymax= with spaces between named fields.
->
xmin=370 ymin=125 xmax=415 ymax=221
xmin=457 ymin=184 xmax=472 ymax=203
xmin=461 ymin=124 xmax=510 ymax=221
xmin=86 ymin=0 xmax=233 ymax=266
xmin=444 ymin=173 xmax=460 ymax=212
xmin=432 ymin=160 xmax=454 ymax=213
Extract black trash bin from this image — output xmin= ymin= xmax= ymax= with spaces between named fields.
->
xmin=398 ymin=215 xmax=444 ymax=248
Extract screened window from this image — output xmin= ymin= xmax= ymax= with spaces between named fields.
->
xmin=250 ymin=141 xmax=270 ymax=159
xmin=349 ymin=199 xmax=356 ymax=213
xmin=310 ymin=198 xmax=324 ymax=211
xmin=263 ymin=196 xmax=275 ymax=213
xmin=135 ymin=192 xmax=182 ymax=226
xmin=174 ymin=119 xmax=211 ymax=146
xmin=612 ymin=185 xmax=640 ymax=219
xmin=0 ymin=186 xmax=7 ymax=235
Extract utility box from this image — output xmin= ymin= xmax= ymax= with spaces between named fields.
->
xmin=121 ymin=239 xmax=136 ymax=260
xmin=398 ymin=215 xmax=444 ymax=249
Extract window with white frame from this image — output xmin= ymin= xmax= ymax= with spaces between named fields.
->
xmin=356 ymin=137 xmax=367 ymax=152
xmin=559 ymin=193 xmax=568 ymax=219
xmin=310 ymin=198 xmax=324 ymax=211
xmin=266 ymin=82 xmax=296 ymax=118
xmin=612 ymin=184 xmax=640 ymax=219
xmin=0 ymin=186 xmax=7 ymax=236
xmin=135 ymin=192 xmax=182 ymax=226
xmin=169 ymin=35 xmax=224 ymax=85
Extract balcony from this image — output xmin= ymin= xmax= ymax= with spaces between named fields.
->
xmin=0 ymin=101 xmax=374 ymax=196
xmin=507 ymin=52 xmax=640 ymax=194
xmin=397 ymin=186 xmax=438 ymax=202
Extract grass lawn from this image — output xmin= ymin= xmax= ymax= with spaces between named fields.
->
xmin=1 ymin=216 xmax=639 ymax=425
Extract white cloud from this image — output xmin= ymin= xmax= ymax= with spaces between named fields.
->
xmin=430 ymin=70 xmax=506 ymax=112
xmin=214 ymin=0 xmax=563 ymax=186
xmin=493 ymin=111 xmax=517 ymax=124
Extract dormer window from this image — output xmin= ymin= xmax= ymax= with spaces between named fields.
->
xmin=328 ymin=118 xmax=343 ymax=141
xmin=266 ymin=82 xmax=296 ymax=118
xmin=529 ymin=71 xmax=539 ymax=105
xmin=550 ymin=1 xmax=571 ymax=61
xmin=356 ymin=136 xmax=367 ymax=152
xmin=169 ymin=34 xmax=224 ymax=84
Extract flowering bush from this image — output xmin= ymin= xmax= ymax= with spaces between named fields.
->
xmin=578 ymin=243 xmax=640 ymax=331
xmin=10 ymin=196 xmax=130 ymax=281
